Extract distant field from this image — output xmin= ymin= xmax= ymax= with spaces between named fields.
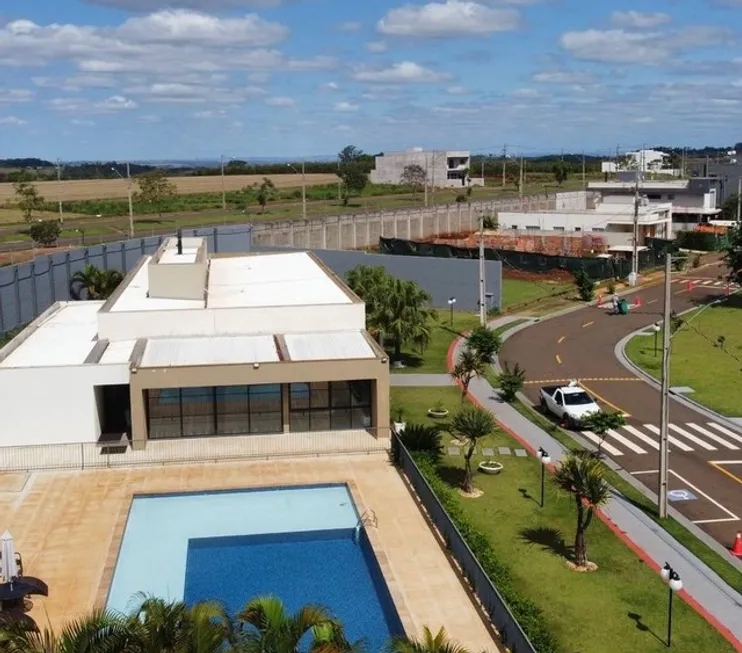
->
xmin=0 ymin=173 xmax=340 ymax=203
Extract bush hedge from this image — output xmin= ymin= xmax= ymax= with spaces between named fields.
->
xmin=412 ymin=453 xmax=560 ymax=653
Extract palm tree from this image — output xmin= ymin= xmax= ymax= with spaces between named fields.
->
xmin=69 ymin=264 xmax=124 ymax=300
xmin=448 ymin=407 xmax=495 ymax=494
xmin=345 ymin=265 xmax=390 ymax=341
xmin=0 ymin=608 xmax=135 ymax=653
xmin=398 ymin=424 xmax=444 ymax=464
xmin=450 ymin=347 xmax=486 ymax=404
xmin=379 ymin=278 xmax=436 ymax=363
xmin=553 ymin=450 xmax=611 ymax=569
xmin=126 ymin=594 xmax=229 ymax=653
xmin=235 ymin=595 xmax=361 ymax=653
xmin=387 ymin=626 xmax=475 ymax=653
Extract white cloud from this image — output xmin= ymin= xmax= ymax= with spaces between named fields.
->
xmin=194 ymin=108 xmax=227 ymax=118
xmin=265 ymin=96 xmax=295 ymax=106
xmin=446 ymin=85 xmax=467 ymax=94
xmin=320 ymin=81 xmax=340 ymax=91
xmin=85 ymin=0 xmax=287 ymax=8
xmin=364 ymin=41 xmax=388 ymax=53
xmin=0 ymin=116 xmax=26 ymax=125
xmin=0 ymin=89 xmax=34 ymax=103
xmin=532 ymin=70 xmax=596 ymax=84
xmin=512 ymin=87 xmax=541 ymax=98
xmin=378 ymin=0 xmax=520 ymax=38
xmin=334 ymin=101 xmax=359 ymax=111
xmin=70 ymin=118 xmax=96 ymax=126
xmin=352 ymin=61 xmax=451 ymax=83
xmin=95 ymin=95 xmax=138 ymax=110
xmin=48 ymin=94 xmax=138 ymax=113
xmin=610 ymin=11 xmax=671 ymax=29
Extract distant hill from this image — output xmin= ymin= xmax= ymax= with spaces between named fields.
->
xmin=0 ymin=158 xmax=55 ymax=169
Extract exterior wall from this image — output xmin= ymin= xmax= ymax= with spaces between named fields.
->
xmin=147 ymin=260 xmax=208 ymax=300
xmin=0 ymin=364 xmax=129 ymax=446
xmin=97 ymin=303 xmax=366 ymax=340
xmin=128 ymin=358 xmax=390 ymax=447
xmin=370 ymin=150 xmax=483 ymax=188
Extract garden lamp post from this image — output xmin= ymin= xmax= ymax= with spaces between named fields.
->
xmin=538 ymin=447 xmax=551 ymax=507
xmin=111 ymin=165 xmax=134 ymax=238
xmin=653 ymin=323 xmax=661 ymax=357
xmin=660 ymin=562 xmax=683 ymax=647
xmin=447 ymin=297 xmax=456 ymax=325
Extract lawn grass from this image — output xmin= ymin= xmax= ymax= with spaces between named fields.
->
xmin=501 ymin=278 xmax=571 ymax=309
xmin=392 ymin=386 xmax=737 ymax=653
xmin=624 ymin=303 xmax=742 ymax=417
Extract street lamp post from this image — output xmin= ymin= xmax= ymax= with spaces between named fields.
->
xmin=538 ymin=448 xmax=551 ymax=507
xmin=111 ymin=165 xmax=134 ymax=238
xmin=220 ymin=154 xmax=226 ymax=210
xmin=447 ymin=297 xmax=457 ymax=325
xmin=287 ymin=162 xmax=307 ymax=220
xmin=660 ymin=563 xmax=683 ymax=647
xmin=653 ymin=323 xmax=661 ymax=357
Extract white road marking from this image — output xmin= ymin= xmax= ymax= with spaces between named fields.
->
xmin=644 ymin=424 xmax=694 ymax=452
xmin=706 ymin=423 xmax=742 ymax=445
xmin=631 ymin=469 xmax=659 ymax=475
xmin=669 ymin=470 xmax=739 ymax=521
xmin=669 ymin=423 xmax=717 ymax=451
xmin=685 ymin=423 xmax=739 ymax=450
xmin=606 ymin=428 xmax=647 ymax=454
xmin=713 ymin=281 xmax=723 ymax=286
xmin=580 ymin=431 xmax=623 ymax=456
xmin=693 ymin=518 xmax=740 ymax=525
xmin=709 ymin=459 xmax=742 ymax=465
xmin=702 ymin=280 xmax=713 ymax=285
xmin=671 ymin=279 xmax=680 ymax=284
xmin=622 ymin=425 xmax=660 ymax=450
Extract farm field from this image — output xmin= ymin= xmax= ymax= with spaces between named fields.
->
xmin=0 ymin=173 xmax=340 ymax=203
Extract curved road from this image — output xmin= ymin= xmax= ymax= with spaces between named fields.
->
xmin=501 ymin=264 xmax=742 ymax=548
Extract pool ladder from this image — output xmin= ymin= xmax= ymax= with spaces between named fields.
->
xmin=354 ymin=509 xmax=378 ymax=543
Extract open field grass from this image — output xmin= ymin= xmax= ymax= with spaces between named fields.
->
xmin=624 ymin=300 xmax=742 ymax=417
xmin=0 ymin=208 xmax=87 ymax=224
xmin=392 ymin=385 xmax=737 ymax=653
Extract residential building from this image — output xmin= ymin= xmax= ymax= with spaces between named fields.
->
xmin=690 ymin=161 xmax=742 ymax=205
xmin=588 ymin=178 xmax=720 ymax=231
xmin=0 ymin=237 xmax=390 ymax=451
xmin=601 ymin=149 xmax=680 ymax=177
xmin=370 ymin=148 xmax=485 ymax=188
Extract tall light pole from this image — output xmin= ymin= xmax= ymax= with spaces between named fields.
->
xmin=478 ymin=212 xmax=486 ymax=326
xmin=630 ymin=177 xmax=640 ymax=287
xmin=287 ymin=162 xmax=307 ymax=220
xmin=111 ymin=164 xmax=134 ymax=238
xmin=220 ymin=154 xmax=226 ymax=210
xmin=736 ymin=177 xmax=741 ymax=224
xmin=658 ymin=251 xmax=672 ymax=519
xmin=538 ymin=448 xmax=551 ymax=508
xmin=56 ymin=159 xmax=64 ymax=223
xmin=660 ymin=563 xmax=683 ymax=647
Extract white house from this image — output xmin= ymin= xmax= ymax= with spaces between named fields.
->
xmin=370 ymin=148 xmax=485 ymax=188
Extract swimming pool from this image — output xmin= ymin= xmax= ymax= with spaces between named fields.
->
xmin=107 ymin=484 xmax=403 ymax=651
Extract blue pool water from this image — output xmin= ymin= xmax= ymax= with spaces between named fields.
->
xmin=107 ymin=484 xmax=403 ymax=651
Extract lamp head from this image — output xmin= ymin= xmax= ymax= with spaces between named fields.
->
xmin=660 ymin=562 xmax=671 ymax=583
xmin=669 ymin=574 xmax=683 ymax=592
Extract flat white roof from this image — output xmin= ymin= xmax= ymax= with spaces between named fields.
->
xmin=284 ymin=331 xmax=375 ymax=361
xmin=99 ymin=339 xmax=137 ymax=365
xmin=207 ymin=252 xmax=351 ymax=309
xmin=0 ymin=302 xmax=102 ymax=368
xmin=141 ymin=335 xmax=279 ymax=368
xmin=109 ymin=258 xmax=205 ymax=312
xmin=159 ymin=248 xmax=199 ymax=264
xmin=589 ymin=181 xmax=690 ymax=190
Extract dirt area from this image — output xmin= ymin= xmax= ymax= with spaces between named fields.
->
xmin=433 ymin=231 xmax=610 ymax=257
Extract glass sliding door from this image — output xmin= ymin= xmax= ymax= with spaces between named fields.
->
xmin=289 ymin=380 xmax=373 ymax=432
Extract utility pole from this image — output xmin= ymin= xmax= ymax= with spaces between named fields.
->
xmin=658 ymin=250 xmax=672 ymax=519
xmin=424 ymin=153 xmax=429 ymax=208
xmin=518 ymin=157 xmax=524 ymax=200
xmin=126 ymin=162 xmax=134 ymax=238
xmin=56 ymin=159 xmax=63 ymax=224
xmin=737 ymin=177 xmax=741 ymax=224
xmin=630 ymin=176 xmax=640 ymax=286
xmin=502 ymin=144 xmax=507 ymax=187
xmin=481 ymin=158 xmax=484 ymax=186
xmin=478 ymin=212 xmax=486 ymax=326
xmin=582 ymin=152 xmax=586 ymax=189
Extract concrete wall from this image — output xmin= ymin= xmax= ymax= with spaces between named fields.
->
xmin=370 ymin=150 xmax=484 ymax=188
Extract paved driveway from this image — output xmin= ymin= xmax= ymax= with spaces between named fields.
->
xmin=500 ymin=264 xmax=742 ymax=548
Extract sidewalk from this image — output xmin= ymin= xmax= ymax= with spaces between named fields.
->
xmin=445 ymin=328 xmax=742 ymax=647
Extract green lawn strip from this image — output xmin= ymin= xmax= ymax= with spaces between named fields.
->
xmin=501 ymin=278 xmax=572 ymax=311
xmin=511 ymin=398 xmax=742 ymax=593
xmin=624 ymin=306 xmax=742 ymax=417
xmin=392 ymin=386 xmax=737 ymax=653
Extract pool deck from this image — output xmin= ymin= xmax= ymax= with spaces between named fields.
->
xmin=0 ymin=454 xmax=501 ymax=653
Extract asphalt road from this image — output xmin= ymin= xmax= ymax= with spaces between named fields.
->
xmin=500 ymin=263 xmax=742 ymax=548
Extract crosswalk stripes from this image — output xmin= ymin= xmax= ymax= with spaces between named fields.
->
xmin=671 ymin=278 xmax=741 ymax=289
xmin=579 ymin=421 xmax=741 ymax=457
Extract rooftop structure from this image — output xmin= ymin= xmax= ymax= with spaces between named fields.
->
xmin=370 ymin=148 xmax=485 ymax=189
xmin=0 ymin=237 xmax=389 ymax=451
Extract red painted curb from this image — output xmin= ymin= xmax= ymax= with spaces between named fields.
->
xmin=445 ymin=332 xmax=742 ymax=652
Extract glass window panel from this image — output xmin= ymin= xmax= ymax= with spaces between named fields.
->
xmin=330 ymin=407 xmax=352 ymax=430
xmin=215 ymin=385 xmax=249 ymax=435
xmin=147 ymin=389 xmax=181 ymax=439
xmin=310 ymin=382 xmax=330 ymax=409
xmin=330 ymin=381 xmax=352 ymax=408
xmin=351 ymin=406 xmax=373 ymax=429
xmin=250 ymin=411 xmax=282 ymax=434
xmin=250 ymin=385 xmax=282 ymax=412
xmin=291 ymin=411 xmax=311 ymax=433
xmin=181 ymin=387 xmax=215 ymax=437
xmin=309 ymin=409 xmax=331 ymax=431
xmin=350 ymin=381 xmax=372 ymax=408
xmin=290 ymin=383 xmax=310 ymax=410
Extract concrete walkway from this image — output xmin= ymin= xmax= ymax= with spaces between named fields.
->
xmin=443 ymin=326 xmax=742 ymax=646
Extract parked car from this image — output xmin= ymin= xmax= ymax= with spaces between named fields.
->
xmin=539 ymin=381 xmax=601 ymax=429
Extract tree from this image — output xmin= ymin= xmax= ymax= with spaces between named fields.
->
xmin=449 ymin=406 xmax=495 ymax=494
xmin=28 ymin=220 xmax=61 ymax=246
xmin=345 ymin=264 xmax=391 ymax=341
xmin=255 ymin=177 xmax=276 ymax=213
xmin=338 ymin=145 xmax=364 ymax=164
xmin=235 ymin=595 xmax=358 ymax=653
xmin=451 ymin=347 xmax=485 ymax=404
xmin=720 ymin=193 xmax=740 ymax=222
xmin=238 ymin=184 xmax=257 ymax=211
xmin=69 ymin=264 xmax=124 ymax=300
xmin=14 ymin=176 xmax=45 ymax=222
xmin=135 ymin=171 xmax=177 ymax=216
xmin=725 ymin=226 xmax=742 ymax=282
xmin=553 ymin=450 xmax=611 ymax=569
xmin=465 ymin=326 xmax=501 ymax=366
xmin=581 ymin=411 xmax=626 ymax=457
xmin=379 ymin=278 xmax=436 ymax=363
xmin=552 ymin=162 xmax=569 ymax=185
xmin=572 ymin=268 xmax=595 ymax=302
xmin=497 ymin=361 xmax=525 ymax=403
xmin=400 ymin=164 xmax=427 ymax=191
xmin=388 ymin=626 xmax=475 ymax=653
xmin=338 ymin=163 xmax=368 ymax=206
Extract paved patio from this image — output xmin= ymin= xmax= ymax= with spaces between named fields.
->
xmin=0 ymin=454 xmax=500 ymax=652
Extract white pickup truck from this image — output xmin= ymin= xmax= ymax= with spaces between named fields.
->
xmin=539 ymin=382 xmax=601 ymax=429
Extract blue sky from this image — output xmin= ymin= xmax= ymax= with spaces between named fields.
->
xmin=1 ymin=0 xmax=741 ymax=160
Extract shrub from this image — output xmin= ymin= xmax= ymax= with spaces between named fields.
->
xmin=399 ymin=424 xmax=444 ymax=464
xmin=466 ymin=325 xmax=502 ymax=365
xmin=692 ymin=254 xmax=701 ymax=268
xmin=498 ymin=361 xmax=526 ymax=402
xmin=606 ymin=279 xmax=616 ymax=294
xmin=412 ymin=455 xmax=559 ymax=653
xmin=28 ymin=220 xmax=61 ymax=246
xmin=572 ymin=268 xmax=595 ymax=302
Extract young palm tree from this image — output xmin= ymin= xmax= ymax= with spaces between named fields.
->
xmin=448 ymin=407 xmax=495 ymax=494
xmin=69 ymin=264 xmax=124 ymax=301
xmin=379 ymin=278 xmax=436 ymax=363
xmin=450 ymin=347 xmax=486 ymax=404
xmin=553 ymin=450 xmax=611 ymax=568
xmin=387 ymin=626 xmax=475 ymax=653
xmin=0 ymin=608 xmax=134 ymax=653
xmin=235 ymin=595 xmax=361 ymax=653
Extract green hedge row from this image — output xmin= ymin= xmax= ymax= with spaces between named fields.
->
xmin=412 ymin=453 xmax=561 ymax=653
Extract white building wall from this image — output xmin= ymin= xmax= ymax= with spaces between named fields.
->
xmin=98 ymin=304 xmax=366 ymax=341
xmin=370 ymin=150 xmax=483 ymax=188
xmin=0 ymin=364 xmax=130 ymax=447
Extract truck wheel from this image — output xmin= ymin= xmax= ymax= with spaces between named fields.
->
xmin=566 ymin=416 xmax=576 ymax=430
xmin=540 ymin=398 xmax=547 ymax=413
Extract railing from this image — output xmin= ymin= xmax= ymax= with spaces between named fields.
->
xmin=0 ymin=428 xmax=389 ymax=473
xmin=392 ymin=432 xmax=537 ymax=653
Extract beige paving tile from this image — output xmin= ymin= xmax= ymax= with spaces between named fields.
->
xmin=1 ymin=455 xmax=501 ymax=652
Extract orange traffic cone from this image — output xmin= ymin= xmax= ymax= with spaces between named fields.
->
xmin=634 ymin=295 xmax=642 ymax=307
xmin=731 ymin=532 xmax=742 ymax=557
